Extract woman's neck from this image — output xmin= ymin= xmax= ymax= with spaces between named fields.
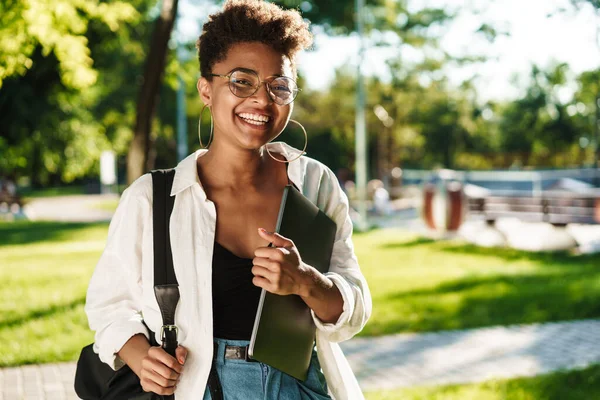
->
xmin=196 ymin=141 xmax=280 ymax=190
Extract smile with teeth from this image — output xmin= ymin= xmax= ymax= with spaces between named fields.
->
xmin=238 ymin=112 xmax=271 ymax=126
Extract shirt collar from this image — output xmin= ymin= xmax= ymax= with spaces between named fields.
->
xmin=170 ymin=142 xmax=305 ymax=198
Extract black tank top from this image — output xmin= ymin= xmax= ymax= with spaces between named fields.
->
xmin=211 ymin=241 xmax=261 ymax=340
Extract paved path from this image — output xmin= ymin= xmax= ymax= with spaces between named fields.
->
xmin=2 ymin=319 xmax=600 ymax=399
xmin=22 ymin=194 xmax=118 ymax=223
xmin=343 ymin=319 xmax=600 ymax=391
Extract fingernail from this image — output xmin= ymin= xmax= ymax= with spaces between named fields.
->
xmin=258 ymin=228 xmax=267 ymax=233
xmin=179 ymin=356 xmax=186 ymax=364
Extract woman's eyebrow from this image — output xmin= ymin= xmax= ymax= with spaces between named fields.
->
xmin=234 ymin=67 xmax=257 ymax=74
xmin=233 ymin=66 xmax=288 ymax=78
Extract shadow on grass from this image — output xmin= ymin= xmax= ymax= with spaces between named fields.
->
xmin=379 ymin=235 xmax=600 ymax=265
xmin=379 ymin=237 xmax=436 ymax=249
xmin=0 ymin=221 xmax=108 ymax=247
xmin=0 ymin=296 xmax=86 ymax=328
xmin=363 ymin=266 xmax=600 ymax=336
xmin=438 ymin=241 xmax=600 ymax=264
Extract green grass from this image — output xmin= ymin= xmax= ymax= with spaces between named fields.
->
xmin=0 ymin=221 xmax=107 ymax=366
xmin=356 ymin=229 xmax=600 ymax=336
xmin=365 ymin=364 xmax=600 ymax=400
xmin=1 ymin=223 xmax=600 ymax=366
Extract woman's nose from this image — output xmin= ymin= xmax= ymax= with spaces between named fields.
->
xmin=250 ymin=82 xmax=273 ymax=105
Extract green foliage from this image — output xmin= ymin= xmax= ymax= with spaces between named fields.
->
xmin=272 ymin=0 xmax=453 ymax=45
xmin=0 ymin=0 xmax=138 ymax=90
xmin=0 ymin=0 xmax=155 ymax=185
xmin=571 ymin=0 xmax=600 ymax=10
xmin=1 ymin=0 xmax=597 ymax=187
xmin=497 ymin=64 xmax=581 ymax=167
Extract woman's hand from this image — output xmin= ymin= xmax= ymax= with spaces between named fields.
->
xmin=252 ymin=228 xmax=313 ymax=296
xmin=253 ymin=228 xmax=344 ymax=323
xmin=139 ymin=345 xmax=187 ymax=396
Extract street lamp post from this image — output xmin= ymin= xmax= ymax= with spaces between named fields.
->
xmin=176 ymin=43 xmax=188 ymax=163
xmin=175 ymin=5 xmax=189 ymax=163
xmin=355 ymin=0 xmax=368 ymax=230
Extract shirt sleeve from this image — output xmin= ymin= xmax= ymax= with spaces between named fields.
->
xmin=309 ymin=166 xmax=372 ymax=343
xmin=84 ymin=174 xmax=152 ymax=370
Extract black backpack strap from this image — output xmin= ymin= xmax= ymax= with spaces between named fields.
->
xmin=151 ymin=169 xmax=179 ymax=358
xmin=151 ymin=169 xmax=223 ymax=400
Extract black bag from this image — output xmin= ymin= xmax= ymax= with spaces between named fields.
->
xmin=75 ymin=169 xmax=179 ymax=400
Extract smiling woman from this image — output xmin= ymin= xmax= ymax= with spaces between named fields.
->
xmin=84 ymin=1 xmax=371 ymax=400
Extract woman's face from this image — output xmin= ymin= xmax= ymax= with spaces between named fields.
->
xmin=198 ymin=42 xmax=295 ymax=152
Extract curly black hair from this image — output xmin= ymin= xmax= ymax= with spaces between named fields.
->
xmin=196 ymin=0 xmax=313 ymax=79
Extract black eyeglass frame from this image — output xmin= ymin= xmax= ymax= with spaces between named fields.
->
xmin=207 ymin=67 xmax=301 ymax=105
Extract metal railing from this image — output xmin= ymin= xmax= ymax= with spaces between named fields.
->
xmin=402 ymin=168 xmax=600 ymax=197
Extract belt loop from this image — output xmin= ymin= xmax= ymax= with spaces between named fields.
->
xmin=208 ymin=342 xmax=223 ymax=400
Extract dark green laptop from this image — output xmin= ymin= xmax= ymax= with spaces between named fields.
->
xmin=248 ymin=184 xmax=337 ymax=381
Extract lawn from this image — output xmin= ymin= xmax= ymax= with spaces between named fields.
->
xmin=1 ymin=221 xmax=600 ymax=366
xmin=356 ymin=229 xmax=600 ymax=336
xmin=0 ymin=221 xmax=106 ymax=366
xmin=365 ymin=364 xmax=600 ymax=400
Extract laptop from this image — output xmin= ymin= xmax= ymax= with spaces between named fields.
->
xmin=248 ymin=184 xmax=337 ymax=381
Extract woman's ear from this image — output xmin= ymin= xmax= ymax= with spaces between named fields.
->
xmin=197 ymin=77 xmax=212 ymax=105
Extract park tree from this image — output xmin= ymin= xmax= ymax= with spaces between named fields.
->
xmin=572 ymin=69 xmax=600 ymax=165
xmin=497 ymin=64 xmax=580 ymax=167
xmin=0 ymin=0 xmax=184 ymax=186
xmin=0 ymin=0 xmax=139 ymax=186
xmin=126 ymin=0 xmax=179 ymax=184
xmin=569 ymin=0 xmax=600 ymax=166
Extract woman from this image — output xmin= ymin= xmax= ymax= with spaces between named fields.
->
xmin=85 ymin=1 xmax=371 ymax=399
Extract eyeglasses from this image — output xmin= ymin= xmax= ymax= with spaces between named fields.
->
xmin=208 ymin=68 xmax=300 ymax=106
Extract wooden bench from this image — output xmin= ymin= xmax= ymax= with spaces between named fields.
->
xmin=0 ymin=192 xmax=24 ymax=214
xmin=467 ymin=191 xmax=600 ymax=227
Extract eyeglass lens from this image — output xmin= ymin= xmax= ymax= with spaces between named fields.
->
xmin=229 ymin=70 xmax=297 ymax=105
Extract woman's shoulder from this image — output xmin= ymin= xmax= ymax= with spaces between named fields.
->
xmin=121 ymin=173 xmax=153 ymax=204
xmin=298 ymin=155 xmax=337 ymax=183
xmin=296 ymin=156 xmax=344 ymax=204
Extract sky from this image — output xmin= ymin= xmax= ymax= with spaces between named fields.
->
xmin=178 ymin=0 xmax=600 ymax=103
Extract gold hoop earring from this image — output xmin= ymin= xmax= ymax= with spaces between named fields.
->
xmin=198 ymin=104 xmax=214 ymax=149
xmin=265 ymin=119 xmax=308 ymax=163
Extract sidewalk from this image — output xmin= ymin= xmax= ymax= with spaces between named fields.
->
xmin=22 ymin=194 xmax=118 ymax=223
xmin=2 ymin=319 xmax=600 ymax=399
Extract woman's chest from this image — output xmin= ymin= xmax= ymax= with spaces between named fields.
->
xmin=211 ymin=189 xmax=284 ymax=259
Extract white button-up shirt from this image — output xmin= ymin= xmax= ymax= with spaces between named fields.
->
xmin=85 ymin=142 xmax=372 ymax=400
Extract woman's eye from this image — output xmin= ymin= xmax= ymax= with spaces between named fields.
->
xmin=232 ymin=79 xmax=253 ymax=87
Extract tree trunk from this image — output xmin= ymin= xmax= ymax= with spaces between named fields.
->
xmin=127 ymin=0 xmax=179 ymax=185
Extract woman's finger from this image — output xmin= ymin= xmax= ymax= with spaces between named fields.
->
xmin=254 ymin=246 xmax=290 ymax=261
xmin=252 ymin=275 xmax=271 ymax=290
xmin=143 ymin=354 xmax=180 ymax=381
xmin=252 ymin=257 xmax=280 ymax=271
xmin=251 ymin=265 xmax=277 ymax=283
xmin=146 ymin=368 xmax=178 ymax=389
xmin=175 ymin=345 xmax=188 ymax=365
xmin=140 ymin=375 xmax=176 ymax=396
xmin=257 ymin=228 xmax=294 ymax=248
xmin=148 ymin=346 xmax=183 ymax=374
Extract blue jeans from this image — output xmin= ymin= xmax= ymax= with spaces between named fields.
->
xmin=203 ymin=338 xmax=331 ymax=400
